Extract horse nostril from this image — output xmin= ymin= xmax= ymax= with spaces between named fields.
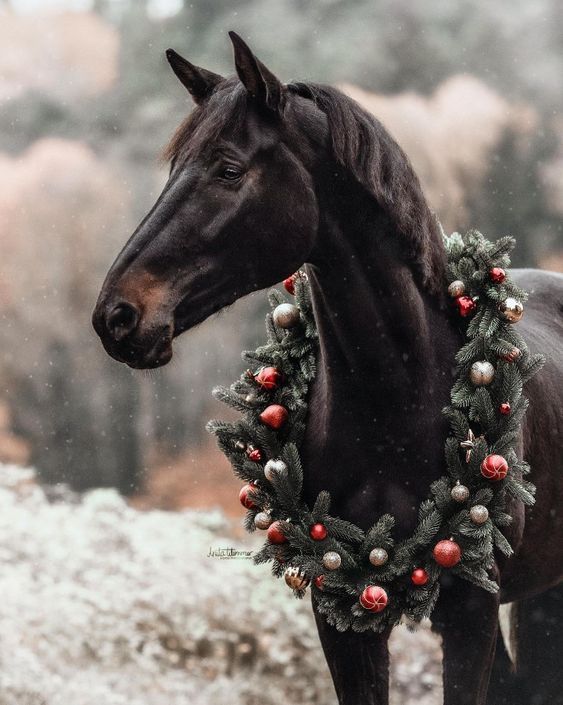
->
xmin=106 ymin=302 xmax=140 ymax=342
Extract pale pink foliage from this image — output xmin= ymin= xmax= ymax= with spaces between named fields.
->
xmin=0 ymin=138 xmax=128 ymax=344
xmin=0 ymin=11 xmax=119 ymax=102
xmin=344 ymin=76 xmax=537 ymax=231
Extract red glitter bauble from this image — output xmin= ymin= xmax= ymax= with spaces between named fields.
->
xmin=314 ymin=575 xmax=325 ymax=590
xmin=499 ymin=402 xmax=511 ymax=416
xmin=239 ymin=483 xmax=258 ymax=509
xmin=309 ymin=523 xmax=328 ymax=541
xmin=283 ymin=275 xmax=297 ymax=294
xmin=259 ymin=404 xmax=289 ymax=430
xmin=247 ymin=448 xmax=262 ymax=462
xmin=411 ymin=568 xmax=429 ymax=586
xmin=455 ymin=296 xmax=477 ymax=318
xmin=481 ymin=454 xmax=509 ymax=481
xmin=359 ymin=586 xmax=388 ymax=612
xmin=255 ymin=366 xmax=282 ymax=390
xmin=433 ymin=539 xmax=462 ymax=568
xmin=489 ymin=267 xmax=506 ymax=284
xmin=267 ymin=521 xmax=288 ymax=544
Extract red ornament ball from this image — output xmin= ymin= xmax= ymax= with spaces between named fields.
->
xmin=283 ymin=274 xmax=297 ymax=295
xmin=433 ymin=539 xmax=462 ymax=568
xmin=314 ymin=575 xmax=325 ymax=590
xmin=499 ymin=402 xmax=511 ymax=416
xmin=247 ymin=447 xmax=262 ymax=462
xmin=239 ymin=483 xmax=258 ymax=509
xmin=255 ymin=366 xmax=282 ymax=390
xmin=267 ymin=520 xmax=288 ymax=544
xmin=411 ymin=568 xmax=429 ymax=586
xmin=489 ymin=267 xmax=507 ymax=284
xmin=359 ymin=585 xmax=388 ymax=612
xmin=481 ymin=454 xmax=509 ymax=481
xmin=259 ymin=404 xmax=289 ymax=429
xmin=309 ymin=523 xmax=328 ymax=541
xmin=455 ymin=296 xmax=477 ymax=318
xmin=501 ymin=347 xmax=521 ymax=363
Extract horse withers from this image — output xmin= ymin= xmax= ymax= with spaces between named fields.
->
xmin=93 ymin=33 xmax=563 ymax=705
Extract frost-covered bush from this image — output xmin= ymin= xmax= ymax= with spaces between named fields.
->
xmin=0 ymin=464 xmax=440 ymax=705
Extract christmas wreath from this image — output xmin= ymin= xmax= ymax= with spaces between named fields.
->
xmin=207 ymin=231 xmax=545 ymax=633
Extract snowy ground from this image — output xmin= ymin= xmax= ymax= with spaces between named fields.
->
xmin=0 ymin=464 xmax=442 ymax=705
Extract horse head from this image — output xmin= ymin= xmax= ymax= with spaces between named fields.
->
xmin=92 ymin=33 xmax=327 ymax=368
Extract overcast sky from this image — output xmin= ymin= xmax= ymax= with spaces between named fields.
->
xmin=10 ymin=0 xmax=183 ymax=18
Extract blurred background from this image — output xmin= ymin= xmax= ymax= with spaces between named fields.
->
xmin=0 ymin=1 xmax=561 ymax=703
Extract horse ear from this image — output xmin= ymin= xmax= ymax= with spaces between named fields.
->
xmin=165 ymin=49 xmax=223 ymax=104
xmin=228 ymin=31 xmax=284 ymax=113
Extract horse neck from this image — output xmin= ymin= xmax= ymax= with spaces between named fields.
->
xmin=301 ymin=180 xmax=459 ymax=534
xmin=307 ymin=186 xmax=454 ymax=408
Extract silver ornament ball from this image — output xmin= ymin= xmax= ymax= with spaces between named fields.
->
xmin=284 ymin=566 xmax=310 ymax=591
xmin=323 ymin=551 xmax=342 ymax=571
xmin=470 ymin=360 xmax=495 ymax=386
xmin=369 ymin=548 xmax=389 ymax=566
xmin=498 ymin=297 xmax=524 ymax=323
xmin=448 ymin=280 xmax=466 ymax=298
xmin=470 ymin=505 xmax=489 ymax=525
xmin=451 ymin=483 xmax=470 ymax=503
xmin=254 ymin=511 xmax=273 ymax=530
xmin=264 ymin=459 xmax=288 ymax=482
xmin=273 ymin=303 xmax=300 ymax=329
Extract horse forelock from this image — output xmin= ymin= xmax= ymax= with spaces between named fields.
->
xmin=161 ymin=77 xmax=249 ymax=164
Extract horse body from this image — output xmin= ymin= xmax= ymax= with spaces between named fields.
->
xmin=92 ymin=33 xmax=563 ymax=705
xmin=501 ymin=269 xmax=563 ymax=599
xmin=303 ymin=208 xmax=563 ymax=701
xmin=299 ymin=163 xmax=563 ymax=703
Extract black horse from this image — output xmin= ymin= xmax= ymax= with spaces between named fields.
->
xmin=93 ymin=33 xmax=563 ymax=705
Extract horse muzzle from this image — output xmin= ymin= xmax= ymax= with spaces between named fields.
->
xmin=92 ymin=298 xmax=174 ymax=369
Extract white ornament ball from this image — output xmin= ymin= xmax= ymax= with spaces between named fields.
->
xmin=264 ymin=459 xmax=288 ymax=482
xmin=498 ymin=297 xmax=524 ymax=323
xmin=451 ymin=483 xmax=470 ymax=503
xmin=448 ymin=280 xmax=465 ymax=298
xmin=254 ymin=511 xmax=273 ymax=530
xmin=323 ymin=551 xmax=342 ymax=571
xmin=273 ymin=303 xmax=300 ymax=328
xmin=369 ymin=548 xmax=389 ymax=566
xmin=470 ymin=505 xmax=489 ymax=525
xmin=470 ymin=360 xmax=495 ymax=386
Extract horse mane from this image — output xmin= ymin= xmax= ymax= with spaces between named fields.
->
xmin=287 ymin=82 xmax=446 ymax=295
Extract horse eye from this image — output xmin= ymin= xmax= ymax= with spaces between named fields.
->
xmin=220 ymin=166 xmax=243 ymax=181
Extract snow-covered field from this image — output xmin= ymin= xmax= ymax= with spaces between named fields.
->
xmin=0 ymin=464 xmax=441 ymax=705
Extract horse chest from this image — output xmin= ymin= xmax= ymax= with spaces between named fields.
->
xmin=301 ymin=374 xmax=447 ymax=535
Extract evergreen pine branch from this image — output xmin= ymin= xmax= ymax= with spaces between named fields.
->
xmin=311 ymin=490 xmax=331 ymax=522
xmin=361 ymin=514 xmax=395 ymax=558
xmin=520 ymin=354 xmax=546 ymax=383
xmin=443 ymin=407 xmax=470 ymax=439
xmin=491 ymin=525 xmax=514 ymax=557
xmin=324 ymin=517 xmax=366 ymax=544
